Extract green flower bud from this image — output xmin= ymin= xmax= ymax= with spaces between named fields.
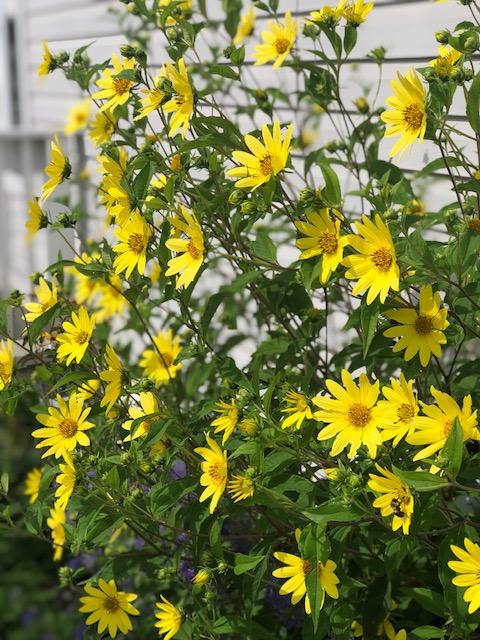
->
xmin=58 ymin=566 xmax=74 ymax=587
xmin=354 ymin=96 xmax=369 ymax=114
xmin=139 ymin=461 xmax=153 ymax=473
xmin=303 ymin=22 xmax=320 ymax=38
xmin=435 ymin=30 xmax=450 ymax=44
xmin=223 ymin=45 xmax=235 ymax=59
xmin=166 ymin=26 xmax=181 ymax=41
xmin=57 ymin=51 xmax=70 ymax=64
xmin=216 ymin=561 xmax=228 ymax=574
xmin=228 ymin=189 xmax=245 ymax=205
xmin=8 ymin=290 xmax=24 ymax=307
xmin=240 ymin=201 xmax=256 ymax=215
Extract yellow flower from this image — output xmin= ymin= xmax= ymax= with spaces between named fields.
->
xmin=162 ymin=58 xmax=194 ymax=138
xmin=407 ymin=386 xmax=479 ymax=461
xmin=295 ymin=209 xmax=348 ymax=284
xmin=32 ymin=393 xmax=94 ymax=459
xmin=77 ymin=379 xmax=101 ymax=402
xmin=66 ymin=252 xmax=100 ymax=305
xmin=139 ymin=329 xmax=182 ymax=387
xmin=192 ymin=569 xmax=210 ymax=586
xmin=147 ymin=174 xmax=168 ymax=202
xmin=150 ymin=437 xmax=168 ymax=458
xmin=383 ymin=285 xmax=449 ymax=367
xmin=0 ymin=339 xmax=14 ymax=390
xmin=93 ymin=53 xmax=136 ymax=112
xmin=313 ymin=369 xmax=383 ymax=459
xmin=24 ymin=277 xmax=58 ymax=322
xmin=159 ymin=0 xmax=192 ymax=24
xmin=380 ymin=68 xmax=427 ymax=158
xmin=368 ymin=464 xmax=414 ymax=535
xmin=24 ymin=468 xmax=42 ymax=504
xmin=149 ymin=260 xmax=163 ymax=284
xmin=239 ymin=416 xmax=258 ymax=437
xmin=227 ymin=120 xmax=293 ymax=190
xmin=281 ymin=390 xmax=313 ymax=429
xmin=38 ymin=41 xmax=54 ymax=76
xmin=253 ymin=11 xmax=297 ymax=68
xmin=99 ymin=344 xmax=123 ymax=414
xmin=194 ymin=432 xmax=228 ymax=513
xmin=352 ymin=601 xmax=399 ymax=639
xmin=155 ymin=595 xmax=182 ymax=640
xmin=113 ymin=211 xmax=152 ymax=279
xmin=80 ymin=579 xmax=140 ymax=639
xmin=342 ymin=0 xmax=374 ymax=25
xmin=377 ymin=374 xmax=420 ymax=446
xmin=94 ymin=275 xmax=129 ymax=323
xmin=228 ymin=474 xmax=254 ymax=502
xmin=448 ymin=538 xmax=480 ymax=614
xmin=134 ymin=72 xmax=166 ymax=120
xmin=234 ymin=6 xmax=256 ymax=45
xmin=430 ymin=44 xmax=462 ymax=79
xmin=165 ymin=206 xmax=204 ymax=289
xmin=310 ymin=1 xmax=346 ymax=23
xmin=55 ymin=457 xmax=76 ymax=510
xmin=89 ymin=109 xmax=116 ymax=146
xmin=343 ymin=214 xmax=399 ymax=304
xmin=64 ymin=99 xmax=91 ymax=136
xmin=57 ymin=306 xmax=95 ymax=365
xmin=211 ymin=399 xmax=239 ymax=444
xmin=41 ymin=136 xmax=71 ymax=201
xmin=47 ymin=506 xmax=65 ymax=561
xmin=25 ymin=197 xmax=45 ymax=240
xmin=122 ymin=392 xmax=160 ymax=441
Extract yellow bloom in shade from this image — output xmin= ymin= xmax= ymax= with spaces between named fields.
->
xmin=165 ymin=206 xmax=205 ymax=289
xmin=89 ymin=109 xmax=116 ymax=146
xmin=227 ymin=120 xmax=293 ymax=190
xmin=352 ymin=601 xmax=399 ymax=639
xmin=57 ymin=306 xmax=95 ymax=365
xmin=24 ymin=277 xmax=58 ymax=322
xmin=32 ymin=393 xmax=94 ymax=459
xmin=281 ymin=390 xmax=313 ymax=430
xmin=192 ymin=569 xmax=210 ymax=586
xmin=211 ymin=399 xmax=238 ymax=444
xmin=55 ymin=457 xmax=76 ymax=510
xmin=41 ymin=136 xmax=71 ymax=201
xmin=430 ymin=44 xmax=462 ymax=79
xmin=25 ymin=197 xmax=45 ymax=240
xmin=67 ymin=252 xmax=101 ymax=305
xmin=383 ymin=285 xmax=449 ymax=367
xmin=79 ymin=579 xmax=140 ymax=638
xmin=310 ymin=2 xmax=346 ymax=23
xmin=234 ymin=6 xmax=256 ymax=45
xmin=122 ymin=392 xmax=160 ymax=441
xmin=94 ymin=275 xmax=129 ymax=323
xmin=150 ymin=437 xmax=168 ymax=458
xmin=313 ymin=369 xmax=383 ymax=459
xmin=139 ymin=329 xmax=182 ymax=387
xmin=253 ymin=11 xmax=297 ymax=68
xmin=448 ymin=538 xmax=480 ymax=614
xmin=407 ymin=386 xmax=479 ymax=461
xmin=38 ymin=41 xmax=54 ymax=76
xmin=380 ymin=68 xmax=427 ymax=158
xmin=64 ymin=99 xmax=91 ymax=135
xmin=0 ymin=339 xmax=14 ymax=390
xmin=154 ymin=595 xmax=182 ymax=640
xmin=228 ymin=474 xmax=254 ymax=502
xmin=194 ymin=432 xmax=228 ymax=513
xmin=113 ymin=211 xmax=152 ymax=279
xmin=24 ymin=468 xmax=42 ymax=504
xmin=239 ymin=416 xmax=258 ymax=437
xmin=134 ymin=72 xmax=166 ymax=120
xmin=295 ymin=209 xmax=348 ymax=284
xmin=93 ymin=53 xmax=136 ymax=112
xmin=162 ymin=58 xmax=194 ymax=138
xmin=378 ymin=374 xmax=420 ymax=446
xmin=99 ymin=344 xmax=123 ymax=414
xmin=47 ymin=506 xmax=65 ymax=561
xmin=343 ymin=214 xmax=399 ymax=304
xmin=368 ymin=464 xmax=414 ymax=534
xmin=342 ymin=0 xmax=374 ymax=25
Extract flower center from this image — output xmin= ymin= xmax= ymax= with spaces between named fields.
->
xmin=187 ymin=240 xmax=201 ymax=260
xmin=59 ymin=418 xmax=78 ymax=439
xmin=467 ymin=219 xmax=480 ymax=234
xmin=275 ymin=37 xmax=290 ymax=54
xmin=397 ymin=403 xmax=415 ymax=422
xmin=170 ymin=154 xmax=181 ymax=171
xmin=113 ymin=77 xmax=131 ymax=96
xmin=347 ymin=403 xmax=371 ymax=428
xmin=318 ymin=231 xmax=339 ymax=255
xmin=444 ymin=418 xmax=453 ymax=437
xmin=302 ymin=559 xmax=312 ymax=575
xmin=159 ymin=351 xmax=173 ymax=368
xmin=103 ymin=596 xmax=120 ymax=613
xmin=208 ymin=461 xmax=225 ymax=485
xmin=128 ymin=233 xmax=146 ymax=254
xmin=259 ymin=154 xmax=273 ymax=176
xmin=403 ymin=103 xmax=423 ymax=130
xmin=371 ymin=247 xmax=393 ymax=272
xmin=75 ymin=330 xmax=89 ymax=345
xmin=414 ymin=314 xmax=433 ymax=335
xmin=296 ymin=396 xmax=308 ymax=411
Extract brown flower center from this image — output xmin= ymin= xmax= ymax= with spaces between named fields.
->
xmin=128 ymin=233 xmax=146 ymax=254
xmin=187 ymin=241 xmax=202 ymax=260
xmin=75 ymin=330 xmax=89 ymax=345
xmin=208 ymin=461 xmax=225 ymax=485
xmin=103 ymin=596 xmax=120 ymax=613
xmin=444 ymin=418 xmax=453 ymax=437
xmin=467 ymin=219 xmax=480 ymax=234
xmin=259 ymin=154 xmax=273 ymax=176
xmin=318 ymin=231 xmax=339 ymax=255
xmin=371 ymin=247 xmax=393 ymax=272
xmin=302 ymin=559 xmax=312 ymax=575
xmin=170 ymin=154 xmax=181 ymax=172
xmin=275 ymin=38 xmax=290 ymax=54
xmin=112 ymin=77 xmax=131 ymax=96
xmin=59 ymin=418 xmax=78 ymax=439
xmin=397 ymin=403 xmax=415 ymax=423
xmin=403 ymin=103 xmax=423 ymax=130
xmin=414 ymin=314 xmax=433 ymax=335
xmin=159 ymin=351 xmax=173 ymax=368
xmin=347 ymin=403 xmax=371 ymax=428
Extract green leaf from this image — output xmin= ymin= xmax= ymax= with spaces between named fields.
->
xmin=411 ymin=627 xmax=445 ymax=639
xmin=466 ymin=71 xmax=480 ymax=133
xmin=233 ymin=553 xmax=266 ymax=575
xmin=133 ymin=162 xmax=154 ymax=201
xmin=360 ymin=299 xmax=379 ymax=357
xmin=299 ymin=524 xmax=329 ymax=632
xmin=442 ymin=417 xmax=463 ymax=479
xmin=0 ymin=471 xmax=8 ymax=495
xmin=209 ymin=63 xmax=239 ymax=81
xmin=414 ymin=156 xmax=462 ymax=178
xmin=251 ymin=231 xmax=277 ymax=263
xmin=27 ymin=303 xmax=60 ymax=345
xmin=48 ymin=370 xmax=93 ymax=396
xmin=343 ymin=26 xmax=357 ymax=55
xmin=409 ymin=588 xmax=445 ymax=617
xmin=318 ymin=161 xmax=341 ymax=205
xmin=393 ymin=467 xmax=448 ymax=492
xmin=302 ymin=499 xmax=359 ymax=525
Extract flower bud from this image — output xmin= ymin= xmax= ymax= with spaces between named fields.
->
xmin=216 ymin=561 xmax=228 ymax=574
xmin=223 ymin=45 xmax=235 ymax=59
xmin=228 ymin=189 xmax=245 ymax=205
xmin=354 ymin=96 xmax=369 ymax=114
xmin=58 ymin=566 xmax=74 ymax=587
xmin=240 ymin=201 xmax=256 ymax=215
xmin=464 ymin=34 xmax=479 ymax=53
xmin=303 ymin=22 xmax=320 ymax=38
xmin=435 ymin=30 xmax=450 ymax=44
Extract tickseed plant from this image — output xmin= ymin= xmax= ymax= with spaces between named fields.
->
xmin=2 ymin=0 xmax=480 ymax=638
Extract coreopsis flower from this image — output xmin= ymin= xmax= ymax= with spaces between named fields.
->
xmin=93 ymin=53 xmax=136 ymax=112
xmin=295 ymin=209 xmax=348 ymax=284
xmin=122 ymin=392 xmax=160 ymax=441
xmin=94 ymin=275 xmax=129 ymax=323
xmin=377 ymin=374 xmax=420 ymax=446
xmin=380 ymin=68 xmax=427 ymax=158
xmin=38 ymin=40 xmax=54 ymax=76
xmin=342 ymin=214 xmax=399 ymax=305
xmin=313 ymin=369 xmax=383 ymax=459
xmin=194 ymin=432 xmax=228 ymax=513
xmin=24 ymin=277 xmax=58 ymax=322
xmin=79 ymin=579 xmax=140 ymax=638
xmin=0 ymin=339 xmax=14 ymax=390
xmin=192 ymin=569 xmax=211 ymax=586
xmin=162 ymin=58 xmax=194 ymax=138
xmin=99 ymin=344 xmax=123 ymax=414
xmin=253 ymin=11 xmax=297 ymax=68
xmin=234 ymin=6 xmax=256 ymax=45
xmin=55 ymin=457 xmax=76 ymax=510
xmin=211 ymin=399 xmax=238 ymax=444
xmin=47 ymin=506 xmax=65 ymax=561
xmin=154 ymin=595 xmax=182 ymax=640
xmin=383 ymin=285 xmax=449 ymax=367
xmin=57 ymin=306 xmax=95 ymax=365
xmin=430 ymin=44 xmax=462 ymax=79
xmin=165 ymin=206 xmax=204 ymax=289
xmin=280 ymin=390 xmax=313 ymax=429
xmin=448 ymin=538 xmax=480 ymax=614
xmin=368 ymin=465 xmax=414 ymax=534
xmin=227 ymin=120 xmax=293 ymax=190
xmin=41 ymin=136 xmax=71 ymax=201
xmin=24 ymin=468 xmax=42 ymax=504
xmin=228 ymin=474 xmax=254 ymax=502
xmin=33 ymin=393 xmax=94 ymax=459
xmin=310 ymin=2 xmax=346 ymax=23
xmin=407 ymin=386 xmax=479 ymax=461
xmin=342 ymin=0 xmax=374 ymax=25
xmin=64 ymin=99 xmax=91 ymax=135
xmin=140 ymin=329 xmax=182 ymax=386
xmin=25 ymin=197 xmax=46 ymax=240
xmin=113 ymin=211 xmax=152 ymax=279
xmin=134 ymin=72 xmax=166 ymax=120
xmin=89 ymin=109 xmax=116 ymax=146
